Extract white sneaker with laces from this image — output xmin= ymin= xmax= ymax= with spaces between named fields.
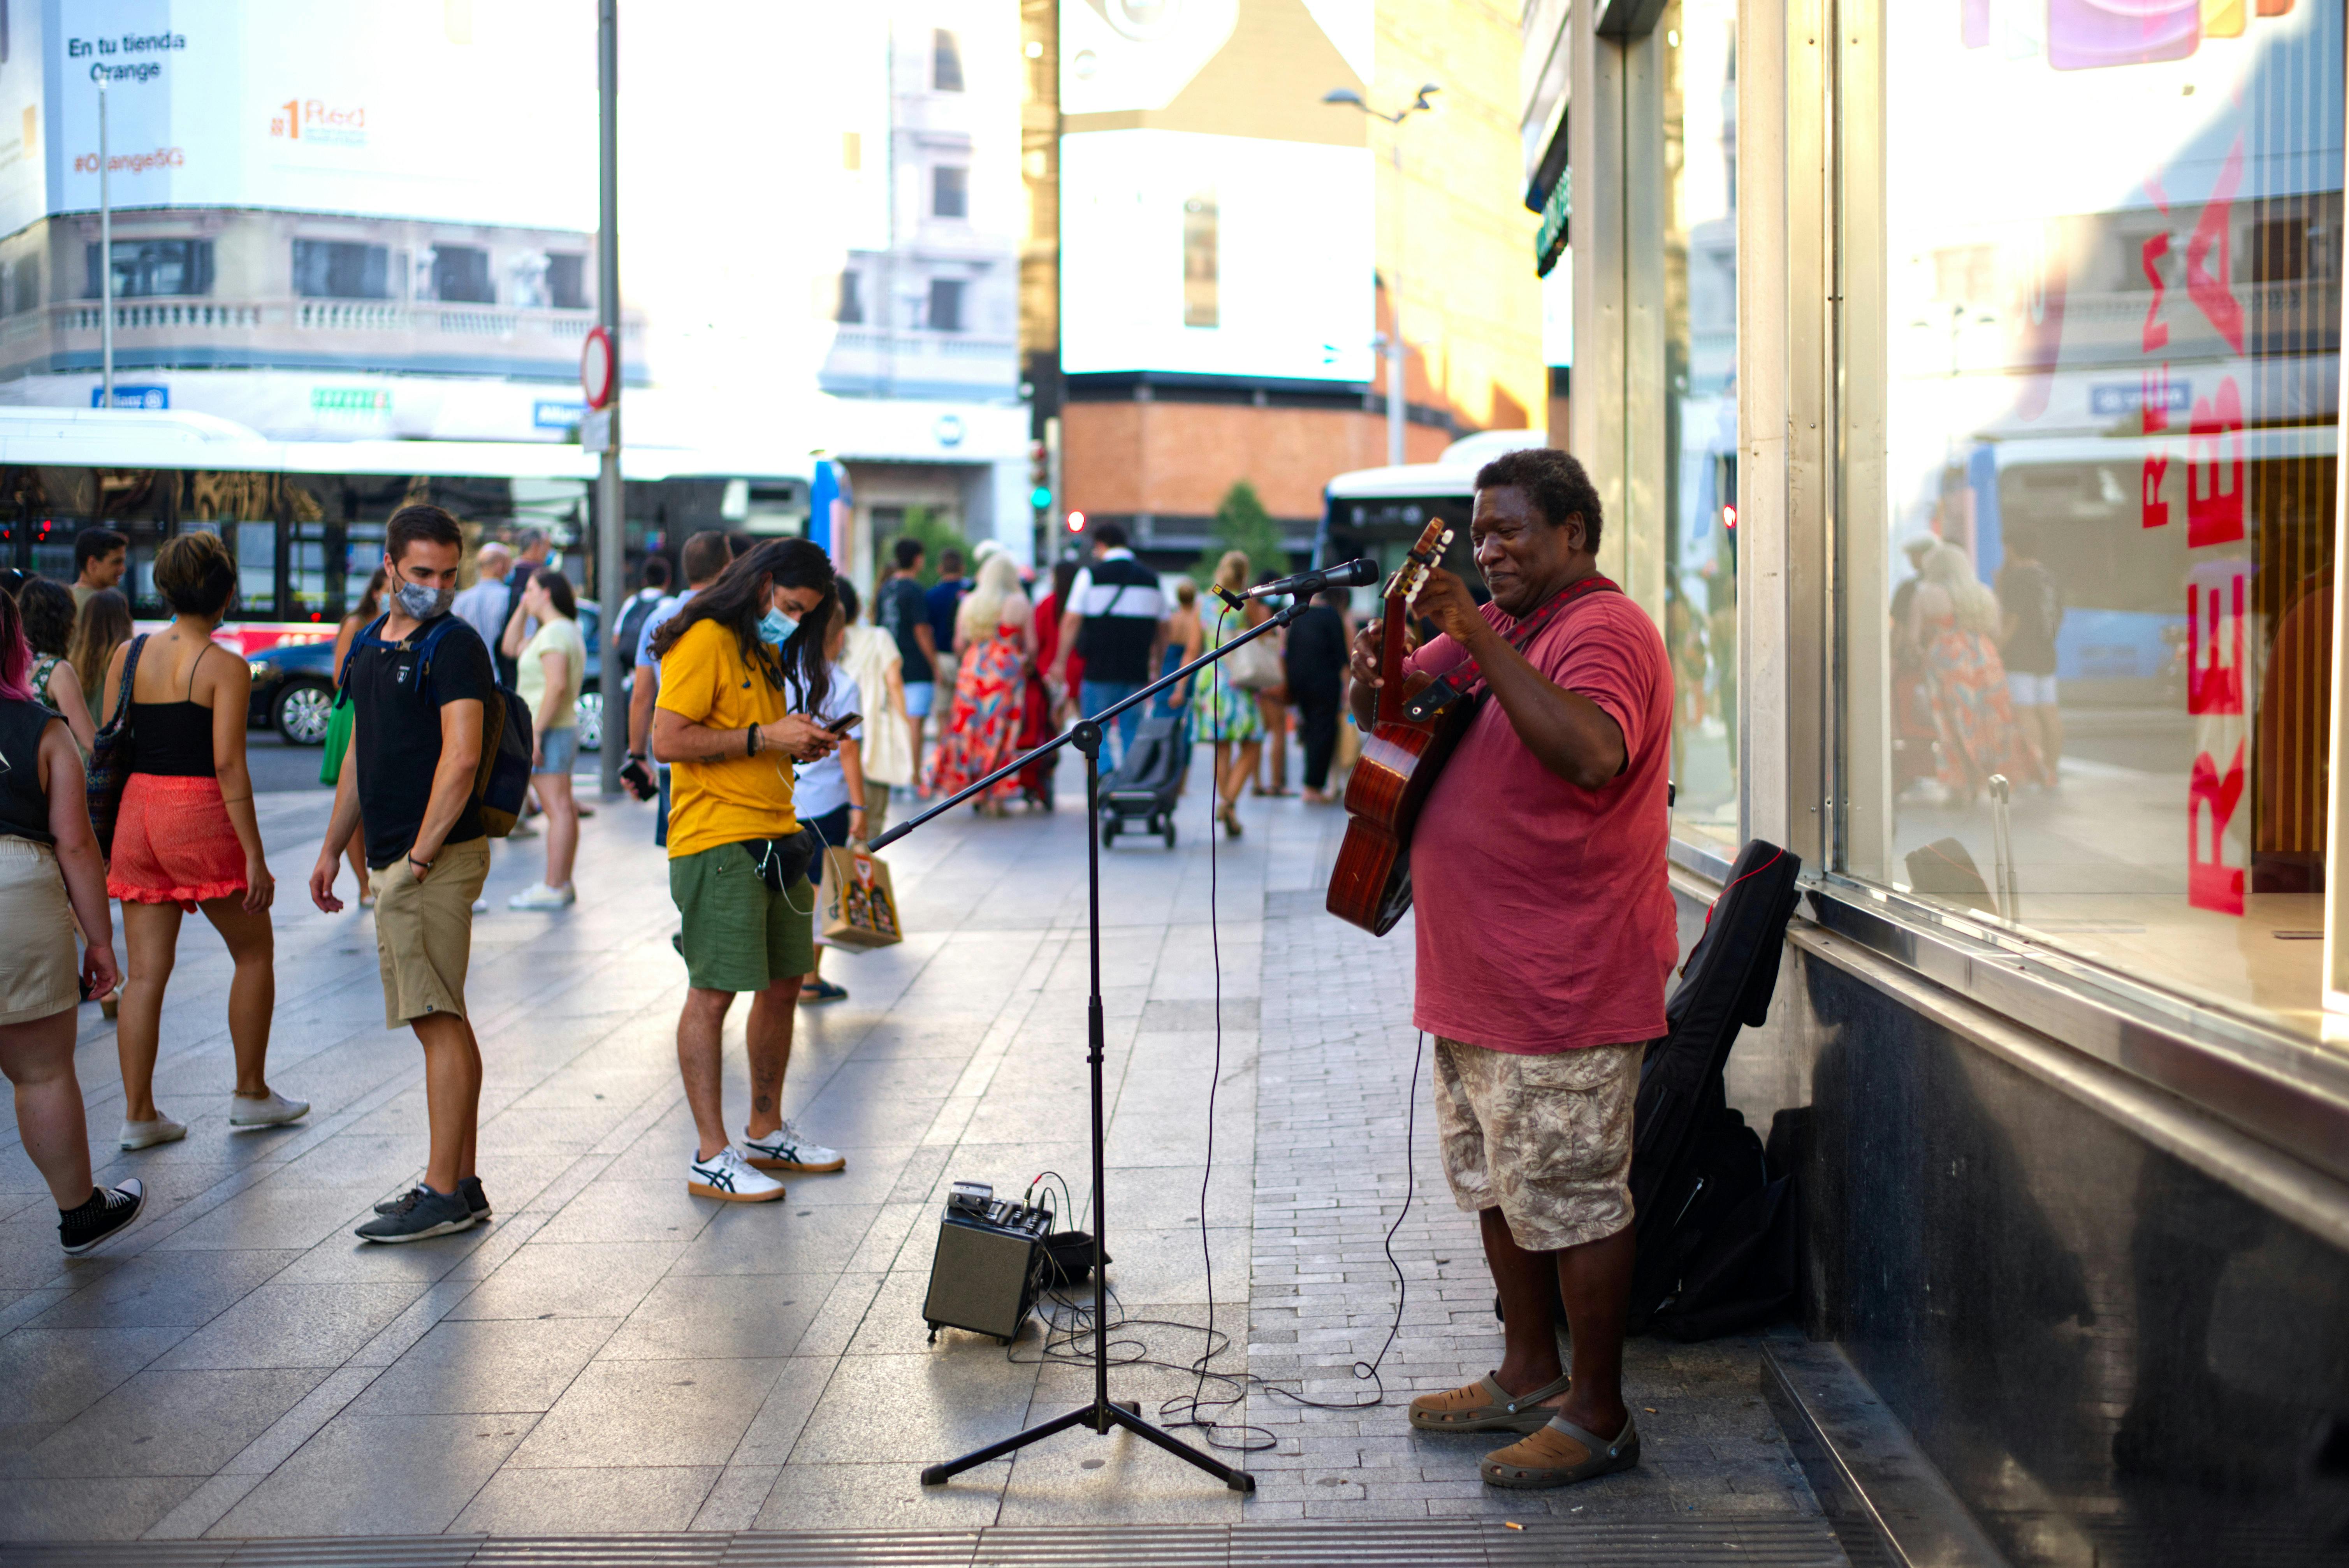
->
xmin=118 ymin=1116 xmax=187 ymax=1151
xmin=740 ymin=1120 xmax=845 ymax=1173
xmin=687 ymin=1146 xmax=786 ymax=1202
xmin=508 ymin=882 xmax=577 ymax=911
xmin=229 ymin=1090 xmax=310 ymax=1129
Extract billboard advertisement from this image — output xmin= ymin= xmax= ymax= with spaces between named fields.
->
xmin=25 ymin=0 xmax=594 ymax=237
xmin=1058 ymin=0 xmax=1375 ymax=383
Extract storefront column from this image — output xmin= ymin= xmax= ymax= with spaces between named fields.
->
xmin=1735 ymin=0 xmax=1830 ymax=864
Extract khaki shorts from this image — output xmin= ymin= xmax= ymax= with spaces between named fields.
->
xmin=369 ymin=836 xmax=490 ymax=1030
xmin=0 ymin=838 xmax=81 ymax=1025
xmin=1431 ymin=1036 xmax=1645 ymax=1252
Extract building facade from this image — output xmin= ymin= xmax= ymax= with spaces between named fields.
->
xmin=1535 ymin=2 xmax=2349 ymax=1561
xmin=1043 ymin=0 xmax=1547 ymax=570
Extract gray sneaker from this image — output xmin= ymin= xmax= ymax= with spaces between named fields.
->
xmin=373 ymin=1176 xmax=491 ymax=1220
xmin=355 ymin=1184 xmax=475 ymax=1244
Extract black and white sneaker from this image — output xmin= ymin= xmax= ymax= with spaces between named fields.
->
xmin=740 ymin=1121 xmax=846 ymax=1174
xmin=687 ymin=1146 xmax=785 ymax=1203
xmin=373 ymin=1175 xmax=491 ymax=1220
xmin=354 ymin=1184 xmax=475 ymax=1243
xmin=60 ymin=1180 xmax=145 ymax=1255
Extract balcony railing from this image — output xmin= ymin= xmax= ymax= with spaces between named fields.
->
xmin=11 ymin=299 xmax=636 ymax=374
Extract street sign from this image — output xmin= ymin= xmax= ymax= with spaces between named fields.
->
xmin=580 ymin=325 xmax=616 ymax=410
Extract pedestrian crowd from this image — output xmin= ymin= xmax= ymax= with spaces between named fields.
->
xmin=0 ymin=509 xmax=1361 ymax=1256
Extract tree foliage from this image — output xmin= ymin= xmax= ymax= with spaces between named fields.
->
xmin=1193 ymin=479 xmax=1291 ymax=585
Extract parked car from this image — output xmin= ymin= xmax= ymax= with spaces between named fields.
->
xmin=246 ymin=603 xmax=603 ymax=752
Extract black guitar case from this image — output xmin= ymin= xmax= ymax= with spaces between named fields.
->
xmin=1626 ymin=837 xmax=1804 ymax=1336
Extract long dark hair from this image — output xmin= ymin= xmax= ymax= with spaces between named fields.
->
xmin=650 ymin=538 xmax=834 ymax=713
xmin=0 ymin=583 xmax=33 ymax=703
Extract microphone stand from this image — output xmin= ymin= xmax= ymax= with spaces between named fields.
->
xmin=875 ymin=593 xmax=1313 ymax=1494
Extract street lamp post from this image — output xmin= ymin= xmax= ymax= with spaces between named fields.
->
xmin=97 ymin=74 xmax=113 ymax=408
xmin=1323 ymin=84 xmax=1437 ymax=468
xmin=594 ymin=0 xmax=624 ymax=797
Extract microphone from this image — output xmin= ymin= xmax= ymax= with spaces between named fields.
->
xmin=1213 ymin=558 xmax=1379 ymax=608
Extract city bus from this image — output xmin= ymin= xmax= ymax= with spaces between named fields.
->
xmin=0 ymin=405 xmax=812 ymax=746
xmin=1313 ymin=429 xmax=1547 ymax=603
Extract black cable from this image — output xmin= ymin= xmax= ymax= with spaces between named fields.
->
xmin=979 ymin=607 xmax=1426 ymax=1452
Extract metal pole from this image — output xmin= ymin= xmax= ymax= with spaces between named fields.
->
xmin=98 ymin=76 xmax=113 ymax=407
xmin=595 ymin=0 xmax=624 ymax=797
xmin=1386 ymin=140 xmax=1403 ymax=468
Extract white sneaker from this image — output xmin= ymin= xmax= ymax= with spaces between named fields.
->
xmin=228 ymin=1090 xmax=310 ymax=1129
xmin=508 ymin=882 xmax=577 ymax=911
xmin=687 ymin=1146 xmax=786 ymax=1203
xmin=118 ymin=1116 xmax=187 ymax=1151
xmin=740 ymin=1120 xmax=846 ymax=1173
xmin=472 ymin=899 xmax=490 ymax=913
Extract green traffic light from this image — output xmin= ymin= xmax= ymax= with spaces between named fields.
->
xmin=1030 ymin=487 xmax=1052 ymax=509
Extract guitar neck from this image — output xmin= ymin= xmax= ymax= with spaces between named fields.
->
xmin=1376 ymin=591 xmax=1410 ymax=726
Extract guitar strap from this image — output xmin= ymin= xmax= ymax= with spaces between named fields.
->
xmin=1400 ymin=574 xmax=1620 ymax=723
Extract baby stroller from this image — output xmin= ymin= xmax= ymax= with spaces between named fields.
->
xmin=1101 ymin=715 xmax=1185 ymax=849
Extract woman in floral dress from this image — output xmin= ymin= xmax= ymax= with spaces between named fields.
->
xmin=1910 ymin=544 xmax=2041 ymax=802
xmin=1191 ymin=551 xmax=1264 ymax=838
xmin=929 ymin=554 xmax=1035 ymax=815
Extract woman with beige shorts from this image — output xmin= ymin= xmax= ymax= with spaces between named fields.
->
xmin=0 ymin=585 xmax=144 ymax=1255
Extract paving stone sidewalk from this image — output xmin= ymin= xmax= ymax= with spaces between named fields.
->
xmin=1239 ymin=815 xmax=1825 ymax=1523
xmin=0 ymin=755 xmax=1826 ymax=1544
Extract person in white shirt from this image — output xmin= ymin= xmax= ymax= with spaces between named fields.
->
xmin=450 ymin=543 xmax=513 ymax=659
xmin=791 ymin=601 xmax=865 ymax=1005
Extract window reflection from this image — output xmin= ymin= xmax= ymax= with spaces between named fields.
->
xmin=1860 ymin=1 xmax=2340 ymax=1038
xmin=1664 ymin=0 xmax=1739 ymax=847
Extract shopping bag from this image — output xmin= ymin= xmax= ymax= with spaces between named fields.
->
xmin=819 ymin=843 xmax=904 ymax=949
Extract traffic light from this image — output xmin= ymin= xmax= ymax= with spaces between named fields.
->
xmin=1029 ymin=440 xmax=1051 ymax=515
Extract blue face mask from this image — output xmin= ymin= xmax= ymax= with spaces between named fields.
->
xmin=757 ymin=606 xmax=798 ymax=646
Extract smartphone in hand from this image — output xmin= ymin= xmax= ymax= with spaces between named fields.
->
xmin=828 ymin=713 xmax=862 ymax=736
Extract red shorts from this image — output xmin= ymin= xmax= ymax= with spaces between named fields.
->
xmin=108 ymin=774 xmax=248 ymax=910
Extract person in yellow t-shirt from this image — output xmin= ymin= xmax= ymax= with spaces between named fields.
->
xmin=650 ymin=540 xmax=850 ymax=1204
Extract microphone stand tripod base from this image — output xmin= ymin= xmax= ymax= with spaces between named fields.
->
xmin=913 ymin=719 xmax=1255 ymax=1496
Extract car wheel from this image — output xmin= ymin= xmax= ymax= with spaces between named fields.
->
xmin=275 ymin=682 xmax=336 ymax=747
xmin=575 ymin=689 xmax=603 ymax=753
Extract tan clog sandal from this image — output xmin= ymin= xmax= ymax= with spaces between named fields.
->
xmin=1407 ymin=1370 xmax=1574 ymax=1434
xmin=1480 ymin=1412 xmax=1640 ymax=1488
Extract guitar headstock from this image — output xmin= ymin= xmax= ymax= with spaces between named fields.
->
xmin=1401 ymin=527 xmax=1455 ymax=610
xmin=1383 ymin=518 xmax=1452 ymax=608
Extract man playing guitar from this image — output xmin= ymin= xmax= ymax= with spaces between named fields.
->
xmin=1347 ymin=447 xmax=1674 ymax=1490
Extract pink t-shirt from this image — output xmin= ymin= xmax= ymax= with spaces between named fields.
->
xmin=1403 ymin=590 xmax=1677 ymax=1054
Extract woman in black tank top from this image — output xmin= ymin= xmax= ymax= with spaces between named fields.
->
xmin=99 ymin=532 xmax=306 ymax=1151
xmin=0 ymin=586 xmax=146 ymax=1255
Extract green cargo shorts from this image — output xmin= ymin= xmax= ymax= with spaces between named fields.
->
xmin=670 ymin=840 xmax=816 ymax=994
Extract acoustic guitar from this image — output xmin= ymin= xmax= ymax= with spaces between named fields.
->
xmin=1326 ymin=518 xmax=1472 ymax=935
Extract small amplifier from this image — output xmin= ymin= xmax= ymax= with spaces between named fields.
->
xmin=923 ymin=1191 xmax=1053 ymax=1344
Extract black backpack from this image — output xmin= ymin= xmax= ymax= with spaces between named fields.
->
xmin=339 ymin=615 xmax=534 ymax=837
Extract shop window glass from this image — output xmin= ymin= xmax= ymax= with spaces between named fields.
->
xmin=293 ymin=240 xmax=389 ymax=300
xmin=431 ymin=246 xmax=494 ymax=304
xmin=85 ymin=239 xmax=213 ymax=299
xmin=928 ymin=277 xmax=965 ymax=333
xmin=545 ymin=253 xmax=588 ymax=310
xmin=1851 ymin=4 xmax=2341 ymax=1038
xmin=1663 ymin=0 xmax=1740 ymax=849
xmin=934 ymin=165 xmax=969 ymax=220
